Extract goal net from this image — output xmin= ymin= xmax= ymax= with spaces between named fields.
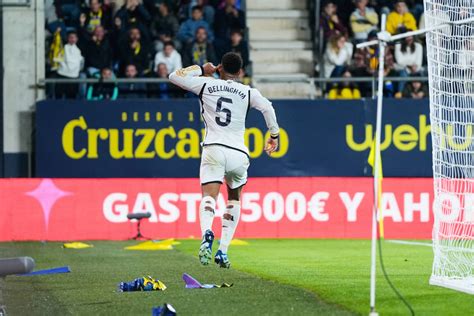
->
xmin=424 ymin=0 xmax=474 ymax=294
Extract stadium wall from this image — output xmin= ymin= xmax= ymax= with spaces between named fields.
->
xmin=2 ymin=2 xmax=45 ymax=177
xmin=36 ymin=99 xmax=434 ymax=178
xmin=0 ymin=177 xmax=436 ymax=241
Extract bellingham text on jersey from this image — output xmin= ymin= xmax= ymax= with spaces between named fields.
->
xmin=207 ymin=85 xmax=247 ymax=99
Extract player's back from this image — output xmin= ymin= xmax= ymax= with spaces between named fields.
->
xmin=200 ymin=78 xmax=250 ymax=155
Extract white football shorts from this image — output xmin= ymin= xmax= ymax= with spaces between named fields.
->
xmin=200 ymin=145 xmax=250 ymax=189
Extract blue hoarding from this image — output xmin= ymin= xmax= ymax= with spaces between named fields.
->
xmin=35 ymin=98 xmax=432 ymax=177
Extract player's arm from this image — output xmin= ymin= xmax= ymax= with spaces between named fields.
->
xmin=249 ymin=88 xmax=280 ymax=156
xmin=168 ymin=63 xmax=216 ymax=94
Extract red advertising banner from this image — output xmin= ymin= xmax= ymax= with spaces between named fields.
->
xmin=0 ymin=178 xmax=435 ymax=241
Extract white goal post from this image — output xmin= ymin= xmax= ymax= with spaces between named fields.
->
xmin=356 ymin=0 xmax=474 ymax=306
xmin=424 ymin=0 xmax=474 ymax=294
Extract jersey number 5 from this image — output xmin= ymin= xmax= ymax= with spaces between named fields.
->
xmin=215 ymin=97 xmax=232 ymax=127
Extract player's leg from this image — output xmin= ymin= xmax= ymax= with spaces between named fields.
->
xmin=199 ymin=183 xmax=220 ymax=235
xmin=215 ymin=150 xmax=249 ymax=268
xmin=214 ymin=185 xmax=243 ymax=268
xmin=198 ymin=146 xmax=225 ymax=265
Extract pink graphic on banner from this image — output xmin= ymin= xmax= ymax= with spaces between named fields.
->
xmin=25 ymin=179 xmax=72 ymax=231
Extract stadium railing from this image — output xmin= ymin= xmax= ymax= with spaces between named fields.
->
xmin=38 ymin=76 xmax=429 ymax=100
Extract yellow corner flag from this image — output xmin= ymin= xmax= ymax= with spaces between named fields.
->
xmin=368 ymin=138 xmax=384 ymax=239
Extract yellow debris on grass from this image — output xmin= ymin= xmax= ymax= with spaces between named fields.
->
xmin=63 ymin=242 xmax=94 ymax=249
xmin=124 ymin=238 xmax=180 ymax=251
xmin=230 ymin=239 xmax=249 ymax=246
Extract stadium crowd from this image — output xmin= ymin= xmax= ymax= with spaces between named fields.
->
xmin=45 ymin=0 xmax=429 ymax=100
xmin=46 ymin=0 xmax=248 ymax=99
xmin=321 ymin=0 xmax=429 ymax=99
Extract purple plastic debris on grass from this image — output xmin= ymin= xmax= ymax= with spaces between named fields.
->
xmin=182 ymin=273 xmax=232 ymax=289
xmin=183 ymin=273 xmax=203 ymax=288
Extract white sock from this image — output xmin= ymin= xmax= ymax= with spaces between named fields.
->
xmin=199 ymin=196 xmax=216 ymax=236
xmin=219 ymin=200 xmax=241 ymax=253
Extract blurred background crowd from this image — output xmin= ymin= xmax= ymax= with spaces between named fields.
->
xmin=46 ymin=0 xmax=248 ymax=99
xmin=45 ymin=0 xmax=429 ymax=100
xmin=320 ymin=0 xmax=428 ymax=100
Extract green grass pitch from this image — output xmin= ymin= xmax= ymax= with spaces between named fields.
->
xmin=1 ymin=239 xmax=473 ymax=315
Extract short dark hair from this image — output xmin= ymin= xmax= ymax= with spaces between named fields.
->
xmin=67 ymin=30 xmax=77 ymax=37
xmin=230 ymin=29 xmax=242 ymax=36
xmin=195 ymin=26 xmax=207 ymax=35
xmin=323 ymin=0 xmax=336 ymax=7
xmin=221 ymin=52 xmax=243 ymax=75
xmin=163 ymin=41 xmax=175 ymax=48
xmin=192 ymin=5 xmax=202 ymax=12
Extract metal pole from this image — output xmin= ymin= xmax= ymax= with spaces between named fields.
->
xmin=315 ymin=0 xmax=321 ymax=65
xmin=369 ymin=13 xmax=387 ymax=316
xmin=309 ymin=78 xmax=315 ymax=100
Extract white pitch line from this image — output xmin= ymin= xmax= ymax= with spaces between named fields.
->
xmin=387 ymin=240 xmax=433 ymax=247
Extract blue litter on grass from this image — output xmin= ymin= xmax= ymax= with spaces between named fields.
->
xmin=17 ymin=266 xmax=70 ymax=276
xmin=152 ymin=303 xmax=176 ymax=316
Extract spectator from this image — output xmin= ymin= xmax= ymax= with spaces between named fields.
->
xmin=323 ymin=34 xmax=353 ymax=78
xmin=350 ymin=49 xmax=372 ymax=97
xmin=214 ymin=0 xmax=245 ymax=40
xmin=214 ymin=0 xmax=242 ymax=9
xmin=115 ymin=0 xmax=152 ymax=39
xmin=151 ymin=2 xmax=180 ymax=39
xmin=55 ymin=0 xmax=82 ymax=28
xmin=411 ymin=0 xmax=424 ymax=23
xmin=55 ymin=31 xmax=84 ymax=99
xmin=45 ymin=0 xmax=67 ymax=41
xmin=394 ymin=30 xmax=423 ymax=91
xmin=328 ymin=70 xmax=361 ymax=99
xmin=79 ymin=0 xmax=112 ymax=33
xmin=118 ymin=27 xmax=150 ymax=75
xmin=320 ymin=1 xmax=348 ymax=41
xmin=210 ymin=28 xmax=249 ymax=78
xmin=182 ymin=27 xmax=218 ymax=66
xmin=154 ymin=41 xmax=183 ymax=73
xmin=383 ymin=64 xmax=399 ymax=97
xmin=350 ymin=0 xmax=379 ymax=41
xmin=227 ymin=29 xmax=249 ymax=72
xmin=363 ymin=30 xmax=395 ymax=75
xmin=153 ymin=29 xmax=179 ymax=53
xmin=80 ymin=25 xmax=112 ymax=76
xmin=178 ymin=0 xmax=215 ymax=26
xmin=87 ymin=67 xmax=119 ymax=100
xmin=148 ymin=63 xmax=182 ymax=98
xmin=118 ymin=64 xmax=147 ymax=98
xmin=402 ymin=75 xmax=428 ymax=99
xmin=386 ymin=0 xmax=417 ymax=35
xmin=330 ymin=0 xmax=354 ymax=27
xmin=177 ymin=6 xmax=214 ymax=44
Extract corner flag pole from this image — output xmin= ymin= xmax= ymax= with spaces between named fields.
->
xmin=367 ymin=13 xmax=387 ymax=316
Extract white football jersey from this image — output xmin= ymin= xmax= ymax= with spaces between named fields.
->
xmin=169 ymin=65 xmax=280 ymax=155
